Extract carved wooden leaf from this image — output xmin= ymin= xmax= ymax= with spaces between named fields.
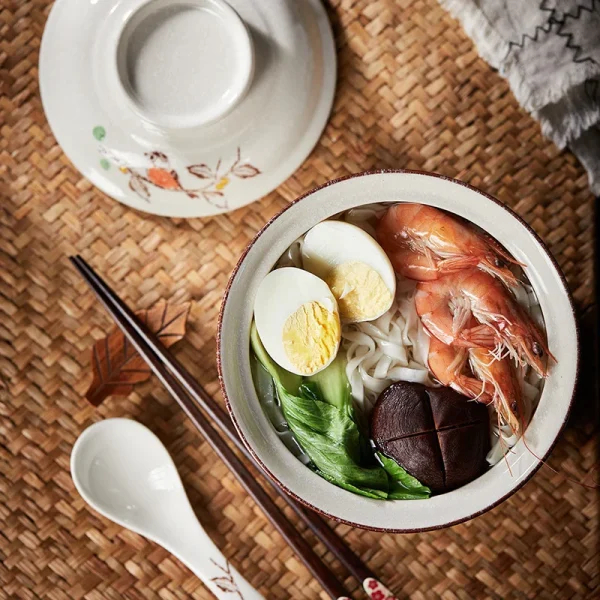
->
xmin=85 ymin=300 xmax=190 ymax=406
xmin=187 ymin=164 xmax=213 ymax=179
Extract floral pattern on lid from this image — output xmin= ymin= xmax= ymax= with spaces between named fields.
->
xmin=93 ymin=126 xmax=260 ymax=209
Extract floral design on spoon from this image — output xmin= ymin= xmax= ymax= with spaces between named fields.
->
xmin=210 ymin=558 xmax=245 ymax=599
xmin=93 ymin=126 xmax=260 ymax=208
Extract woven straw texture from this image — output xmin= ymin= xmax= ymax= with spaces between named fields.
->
xmin=1 ymin=0 xmax=598 ymax=598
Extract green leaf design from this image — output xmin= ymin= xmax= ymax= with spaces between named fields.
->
xmin=377 ymin=452 xmax=431 ymax=500
xmin=99 ymin=158 xmax=110 ymax=170
xmin=93 ymin=126 xmax=106 ymax=141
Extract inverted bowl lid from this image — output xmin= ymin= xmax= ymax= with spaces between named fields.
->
xmin=39 ymin=0 xmax=336 ymax=217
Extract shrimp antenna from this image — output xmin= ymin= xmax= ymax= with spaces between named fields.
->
xmin=497 ymin=411 xmax=514 ymax=477
xmin=513 ymin=411 xmax=599 ymax=489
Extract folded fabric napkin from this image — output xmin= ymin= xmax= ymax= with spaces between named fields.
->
xmin=439 ymin=0 xmax=600 ymax=195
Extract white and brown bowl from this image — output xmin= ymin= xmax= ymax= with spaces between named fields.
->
xmin=217 ymin=171 xmax=579 ymax=532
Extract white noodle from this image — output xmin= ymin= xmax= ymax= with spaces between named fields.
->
xmin=341 ymin=204 xmax=388 ymax=237
xmin=276 ymin=238 xmax=304 ymax=269
xmin=343 ymin=280 xmax=436 ymax=415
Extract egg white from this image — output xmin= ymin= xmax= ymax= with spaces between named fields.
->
xmin=253 ymin=267 xmax=340 ymax=375
xmin=301 ymin=221 xmax=396 ymax=320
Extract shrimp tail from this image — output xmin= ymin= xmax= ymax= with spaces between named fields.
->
xmin=428 ymin=336 xmax=494 ymax=403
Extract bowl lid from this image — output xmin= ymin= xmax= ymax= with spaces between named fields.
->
xmin=39 ymin=0 xmax=336 ymax=217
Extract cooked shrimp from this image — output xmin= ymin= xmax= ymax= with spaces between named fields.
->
xmin=377 ymin=203 xmax=522 ymax=287
xmin=428 ymin=337 xmax=523 ymax=436
xmin=427 ymin=336 xmax=493 ymax=402
xmin=469 ymin=347 xmax=524 ymax=436
xmin=415 ymin=269 xmax=551 ymax=377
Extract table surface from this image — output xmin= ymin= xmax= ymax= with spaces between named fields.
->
xmin=1 ymin=1 xmax=597 ymax=599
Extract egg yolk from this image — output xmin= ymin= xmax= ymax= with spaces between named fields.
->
xmin=326 ymin=261 xmax=392 ymax=322
xmin=282 ymin=301 xmax=340 ymax=375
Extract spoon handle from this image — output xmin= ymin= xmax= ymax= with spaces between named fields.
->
xmin=164 ymin=518 xmax=263 ymax=600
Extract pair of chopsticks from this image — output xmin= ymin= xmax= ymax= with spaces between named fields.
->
xmin=70 ymin=256 xmax=396 ymax=600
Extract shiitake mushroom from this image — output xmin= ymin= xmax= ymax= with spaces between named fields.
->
xmin=371 ymin=382 xmax=490 ymax=493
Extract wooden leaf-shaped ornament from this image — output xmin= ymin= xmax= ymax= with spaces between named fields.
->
xmin=85 ymin=300 xmax=190 ymax=406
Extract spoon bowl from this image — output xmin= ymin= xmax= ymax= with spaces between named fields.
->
xmin=72 ymin=418 xmax=191 ymax=541
xmin=71 ymin=418 xmax=262 ymax=599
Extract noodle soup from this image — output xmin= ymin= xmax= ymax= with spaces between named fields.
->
xmin=249 ymin=202 xmax=549 ymax=500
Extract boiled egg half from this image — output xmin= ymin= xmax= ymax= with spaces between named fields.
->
xmin=301 ymin=221 xmax=396 ymax=322
xmin=254 ymin=267 xmax=341 ymax=376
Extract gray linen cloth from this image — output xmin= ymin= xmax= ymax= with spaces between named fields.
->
xmin=439 ymin=0 xmax=600 ymax=194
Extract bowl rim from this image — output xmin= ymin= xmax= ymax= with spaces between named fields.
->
xmin=216 ymin=169 xmax=580 ymax=533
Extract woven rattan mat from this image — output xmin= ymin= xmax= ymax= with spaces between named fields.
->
xmin=1 ymin=0 xmax=598 ymax=598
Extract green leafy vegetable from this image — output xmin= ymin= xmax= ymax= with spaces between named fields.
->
xmin=307 ymin=356 xmax=374 ymax=463
xmin=305 ymin=355 xmax=351 ymax=412
xmin=250 ymin=322 xmax=431 ymax=500
xmin=376 ymin=452 xmax=431 ymax=499
xmin=251 ymin=323 xmax=387 ymax=498
xmin=281 ymin=383 xmax=389 ymax=498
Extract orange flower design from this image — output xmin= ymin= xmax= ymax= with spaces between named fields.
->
xmin=94 ymin=126 xmax=260 ymax=208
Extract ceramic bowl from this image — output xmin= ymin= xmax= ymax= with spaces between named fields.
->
xmin=217 ymin=171 xmax=579 ymax=532
xmin=39 ymin=0 xmax=336 ymax=217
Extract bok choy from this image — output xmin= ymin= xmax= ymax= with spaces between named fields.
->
xmin=250 ymin=322 xmax=430 ymax=500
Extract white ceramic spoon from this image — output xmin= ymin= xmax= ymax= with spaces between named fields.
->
xmin=71 ymin=418 xmax=263 ymax=599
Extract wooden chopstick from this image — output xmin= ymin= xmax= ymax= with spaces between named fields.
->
xmin=70 ymin=255 xmax=354 ymax=600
